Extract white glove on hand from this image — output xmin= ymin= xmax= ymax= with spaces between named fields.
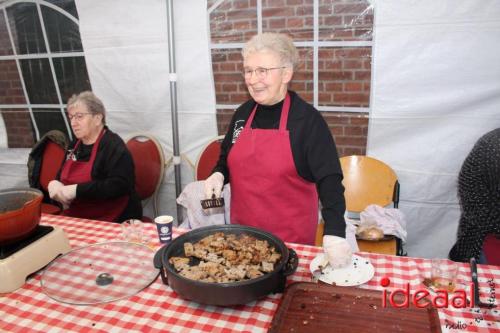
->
xmin=204 ymin=172 xmax=224 ymax=199
xmin=47 ymin=180 xmax=64 ymax=199
xmin=58 ymin=184 xmax=77 ymax=206
xmin=323 ymin=235 xmax=353 ymax=269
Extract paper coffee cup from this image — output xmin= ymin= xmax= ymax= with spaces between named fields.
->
xmin=154 ymin=215 xmax=173 ymax=244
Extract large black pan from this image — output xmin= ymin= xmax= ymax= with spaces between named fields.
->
xmin=153 ymin=224 xmax=298 ymax=306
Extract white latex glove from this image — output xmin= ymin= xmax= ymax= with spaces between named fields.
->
xmin=204 ymin=172 xmax=224 ymax=199
xmin=47 ymin=180 xmax=64 ymax=199
xmin=323 ymin=235 xmax=353 ymax=269
xmin=58 ymin=184 xmax=77 ymax=206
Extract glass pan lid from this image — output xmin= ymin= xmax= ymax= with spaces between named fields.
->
xmin=41 ymin=241 xmax=159 ymax=305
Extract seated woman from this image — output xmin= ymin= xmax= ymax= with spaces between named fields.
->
xmin=449 ymin=128 xmax=500 ymax=264
xmin=48 ymin=91 xmax=142 ymax=222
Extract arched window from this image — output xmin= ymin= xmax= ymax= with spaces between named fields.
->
xmin=0 ymin=0 xmax=91 ymax=147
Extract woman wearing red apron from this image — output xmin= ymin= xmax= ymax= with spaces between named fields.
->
xmin=48 ymin=91 xmax=142 ymax=222
xmin=205 ymin=33 xmax=353 ymax=268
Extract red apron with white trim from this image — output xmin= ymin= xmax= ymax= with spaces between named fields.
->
xmin=60 ymin=129 xmax=129 ymax=222
xmin=228 ymin=94 xmax=318 ymax=244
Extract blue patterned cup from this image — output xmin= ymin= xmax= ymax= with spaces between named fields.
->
xmin=154 ymin=215 xmax=173 ymax=244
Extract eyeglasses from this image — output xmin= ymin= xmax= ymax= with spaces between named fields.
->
xmin=67 ymin=113 xmax=94 ymax=121
xmin=243 ymin=66 xmax=286 ymax=79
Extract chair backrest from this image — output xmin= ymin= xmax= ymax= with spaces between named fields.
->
xmin=39 ymin=141 xmax=66 ymax=191
xmin=483 ymin=234 xmax=500 ymax=265
xmin=126 ymin=134 xmax=165 ymax=211
xmin=195 ymin=135 xmax=224 ymax=181
xmin=340 ymin=155 xmax=399 ymax=213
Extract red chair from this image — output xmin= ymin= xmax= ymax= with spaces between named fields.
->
xmin=483 ymin=234 xmax=500 ymax=265
xmin=126 ymin=134 xmax=165 ymax=222
xmin=195 ymin=135 xmax=224 ymax=181
xmin=39 ymin=141 xmax=66 ymax=214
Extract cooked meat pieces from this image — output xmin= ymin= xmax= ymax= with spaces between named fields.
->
xmin=178 ymin=266 xmax=208 ymax=280
xmin=169 ymin=257 xmax=190 ymax=271
xmin=261 ymin=261 xmax=274 ymax=273
xmin=184 ymin=242 xmax=194 ymax=257
xmin=246 ymin=267 xmax=264 ymax=279
xmin=268 ymin=252 xmax=281 ymax=264
xmin=205 ymin=252 xmax=225 ymax=264
xmin=170 ymin=233 xmax=282 ymax=283
xmin=224 ymin=265 xmax=247 ymax=280
xmin=222 ymin=249 xmax=237 ymax=261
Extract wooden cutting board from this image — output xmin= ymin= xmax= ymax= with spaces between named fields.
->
xmin=268 ymin=282 xmax=441 ymax=333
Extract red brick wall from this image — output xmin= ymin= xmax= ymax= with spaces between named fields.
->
xmin=209 ymin=0 xmax=372 ymax=156
xmin=1 ymin=9 xmax=34 ymax=148
xmin=318 ymin=47 xmax=371 ymax=107
xmin=1 ymin=108 xmax=35 ymax=147
xmin=209 ymin=0 xmax=257 ymax=43
xmin=211 ymin=49 xmax=250 ymax=104
xmin=322 ymin=111 xmax=368 ymax=156
xmin=0 ymin=60 xmax=34 ymax=147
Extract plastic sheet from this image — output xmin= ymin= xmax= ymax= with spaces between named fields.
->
xmin=368 ymin=0 xmax=500 ymax=258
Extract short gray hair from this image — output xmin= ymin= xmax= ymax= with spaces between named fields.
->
xmin=67 ymin=91 xmax=106 ymax=125
xmin=242 ymin=33 xmax=299 ymax=68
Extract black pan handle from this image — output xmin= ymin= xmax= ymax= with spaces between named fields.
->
xmin=470 ymin=257 xmax=479 ymax=306
xmin=282 ymin=248 xmax=299 ymax=276
xmin=153 ymin=246 xmax=169 ymax=285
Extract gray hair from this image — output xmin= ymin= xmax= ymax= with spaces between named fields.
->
xmin=242 ymin=33 xmax=299 ymax=68
xmin=67 ymin=91 xmax=106 ymax=125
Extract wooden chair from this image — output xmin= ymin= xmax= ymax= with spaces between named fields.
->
xmin=126 ymin=134 xmax=165 ymax=222
xmin=195 ymin=135 xmax=224 ymax=181
xmin=316 ymin=155 xmax=401 ymax=255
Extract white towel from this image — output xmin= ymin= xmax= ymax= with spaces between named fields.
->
xmin=359 ymin=204 xmax=407 ymax=242
xmin=176 ymin=181 xmax=231 ymax=229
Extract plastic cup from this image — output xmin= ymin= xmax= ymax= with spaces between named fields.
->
xmin=154 ymin=215 xmax=174 ymax=244
xmin=431 ymin=259 xmax=458 ymax=292
xmin=121 ymin=219 xmax=146 ymax=243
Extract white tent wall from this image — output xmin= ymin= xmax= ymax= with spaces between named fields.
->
xmin=74 ymin=0 xmax=218 ymax=220
xmin=368 ymin=0 xmax=500 ymax=258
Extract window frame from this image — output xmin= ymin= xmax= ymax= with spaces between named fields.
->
xmin=208 ymin=0 xmax=373 ymax=113
xmin=0 ymin=0 xmax=87 ymax=142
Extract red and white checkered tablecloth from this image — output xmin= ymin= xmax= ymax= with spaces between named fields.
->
xmin=1 ymin=214 xmax=498 ymax=333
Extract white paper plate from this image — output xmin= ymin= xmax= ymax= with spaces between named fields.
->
xmin=309 ymin=253 xmax=375 ymax=286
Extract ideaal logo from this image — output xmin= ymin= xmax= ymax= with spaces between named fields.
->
xmin=379 ymin=277 xmax=474 ymax=308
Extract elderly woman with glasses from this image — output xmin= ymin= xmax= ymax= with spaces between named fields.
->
xmin=204 ymin=33 xmax=352 ymax=268
xmin=48 ymin=91 xmax=142 ymax=222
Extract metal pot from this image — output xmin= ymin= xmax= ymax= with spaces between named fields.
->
xmin=0 ymin=187 xmax=43 ymax=245
xmin=153 ymin=225 xmax=298 ymax=306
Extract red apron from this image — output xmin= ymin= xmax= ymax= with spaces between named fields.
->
xmin=228 ymin=93 xmax=318 ymax=244
xmin=60 ymin=129 xmax=129 ymax=222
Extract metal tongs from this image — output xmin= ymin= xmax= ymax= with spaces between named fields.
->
xmin=469 ymin=257 xmax=496 ymax=309
xmin=200 ymin=189 xmax=225 ymax=209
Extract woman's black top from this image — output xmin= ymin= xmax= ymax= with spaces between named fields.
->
xmin=59 ymin=127 xmax=142 ymax=222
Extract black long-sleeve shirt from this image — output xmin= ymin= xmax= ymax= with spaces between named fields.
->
xmin=58 ymin=127 xmax=142 ymax=222
xmin=213 ymin=91 xmax=346 ymax=237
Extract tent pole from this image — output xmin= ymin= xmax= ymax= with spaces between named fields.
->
xmin=166 ymin=0 xmax=183 ymax=222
